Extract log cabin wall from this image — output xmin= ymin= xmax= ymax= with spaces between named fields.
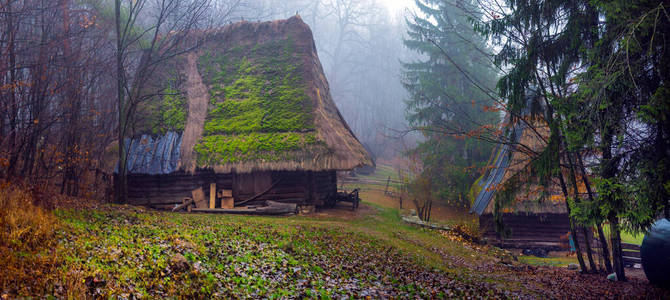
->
xmin=125 ymin=170 xmax=338 ymax=209
xmin=237 ymin=171 xmax=309 ymax=206
xmin=240 ymin=170 xmax=337 ymax=206
xmin=312 ymin=171 xmax=337 ymax=205
xmin=479 ymin=213 xmax=577 ymax=250
xmin=125 ymin=170 xmax=232 ymax=209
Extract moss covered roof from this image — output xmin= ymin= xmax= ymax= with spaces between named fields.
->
xmin=131 ymin=16 xmax=371 ymax=174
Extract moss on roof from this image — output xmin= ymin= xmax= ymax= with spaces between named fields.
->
xmin=194 ymin=37 xmax=326 ymax=165
xmin=150 ymin=86 xmax=188 ymax=136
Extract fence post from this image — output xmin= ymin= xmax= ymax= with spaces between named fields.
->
xmin=385 ymin=176 xmax=390 ymax=195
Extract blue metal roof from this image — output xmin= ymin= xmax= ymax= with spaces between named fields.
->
xmin=116 ymin=131 xmax=182 ymax=175
xmin=470 ymin=124 xmax=525 ymax=215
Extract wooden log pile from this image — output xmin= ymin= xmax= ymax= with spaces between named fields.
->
xmin=172 ymin=185 xmax=297 ymax=215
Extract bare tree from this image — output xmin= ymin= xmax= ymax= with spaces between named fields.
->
xmin=114 ymin=0 xmax=210 ymax=202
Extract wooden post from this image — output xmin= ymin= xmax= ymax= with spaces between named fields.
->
xmin=209 ymin=183 xmax=216 ymax=209
xmin=385 ymin=176 xmax=390 ymax=195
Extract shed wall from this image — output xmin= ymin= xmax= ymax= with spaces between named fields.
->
xmin=479 ymin=213 xmax=575 ymax=250
xmin=124 ymin=170 xmax=337 ymax=209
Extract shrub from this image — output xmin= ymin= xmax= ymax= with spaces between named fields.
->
xmin=0 ymin=181 xmax=61 ymax=295
xmin=0 ymin=181 xmax=58 ymax=251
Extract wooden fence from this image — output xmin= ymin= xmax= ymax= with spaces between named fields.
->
xmin=591 ymin=237 xmax=641 ymax=269
xmin=622 ymin=243 xmax=642 ymax=267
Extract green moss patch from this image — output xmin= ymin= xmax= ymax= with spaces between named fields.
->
xmin=194 ymin=132 xmax=321 ymax=165
xmin=151 ymin=86 xmax=187 ymax=135
xmin=194 ymin=38 xmax=319 ymax=165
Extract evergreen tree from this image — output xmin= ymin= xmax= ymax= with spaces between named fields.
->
xmin=402 ymin=0 xmax=498 ymax=207
xmin=575 ymin=0 xmax=670 ymax=281
xmin=471 ymin=0 xmax=605 ymax=273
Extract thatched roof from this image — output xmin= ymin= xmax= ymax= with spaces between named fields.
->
xmin=123 ymin=16 xmax=372 ymax=175
xmin=471 ymin=113 xmax=567 ymax=215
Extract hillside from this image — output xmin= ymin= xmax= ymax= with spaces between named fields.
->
xmin=1 ymin=184 xmax=666 ymax=298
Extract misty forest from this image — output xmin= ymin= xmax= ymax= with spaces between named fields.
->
xmin=1 ymin=0 xmax=670 ymax=298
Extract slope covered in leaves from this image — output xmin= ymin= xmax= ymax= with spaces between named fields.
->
xmin=1 ymin=198 xmax=668 ymax=298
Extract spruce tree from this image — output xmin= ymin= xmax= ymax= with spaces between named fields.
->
xmin=402 ymin=0 xmax=498 ymax=207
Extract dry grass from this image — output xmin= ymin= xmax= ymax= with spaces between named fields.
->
xmin=0 ymin=181 xmax=64 ymax=296
xmin=0 ymin=181 xmax=58 ymax=250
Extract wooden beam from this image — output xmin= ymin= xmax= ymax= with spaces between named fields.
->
xmin=192 ymin=201 xmax=296 ymax=215
xmin=209 ymin=183 xmax=216 ymax=209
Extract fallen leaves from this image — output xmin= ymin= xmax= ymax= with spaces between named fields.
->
xmin=2 ymin=204 xmax=669 ymax=299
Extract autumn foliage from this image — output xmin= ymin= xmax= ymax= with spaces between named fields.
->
xmin=0 ymin=181 xmax=61 ymax=295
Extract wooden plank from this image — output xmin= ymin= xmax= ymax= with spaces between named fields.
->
xmin=219 ymin=189 xmax=232 ymax=197
xmin=192 ymin=201 xmax=296 ymax=215
xmin=622 ymin=243 xmax=641 ymax=250
xmin=209 ymin=183 xmax=216 ymax=209
xmin=623 ymin=256 xmax=642 ymax=263
xmin=623 ymin=249 xmax=641 ymax=258
xmin=192 ymin=187 xmax=206 ymax=209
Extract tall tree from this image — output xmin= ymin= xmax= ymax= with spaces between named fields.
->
xmin=468 ymin=0 xmax=613 ymax=273
xmin=402 ymin=0 xmax=498 ymax=207
xmin=574 ymin=0 xmax=670 ymax=281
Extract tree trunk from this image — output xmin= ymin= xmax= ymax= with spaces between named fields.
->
xmin=575 ymin=152 xmax=613 ymax=273
xmin=558 ymin=172 xmax=588 ymax=273
xmin=115 ymin=0 xmax=128 ymax=203
xmin=609 ymin=215 xmax=626 ymax=281
xmin=601 ymin=122 xmax=625 ymax=281
xmin=565 ymin=150 xmax=598 ymax=272
xmin=581 ymin=226 xmax=597 ymax=272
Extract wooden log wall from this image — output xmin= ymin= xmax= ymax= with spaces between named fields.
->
xmin=125 ymin=170 xmax=338 ymax=209
xmin=479 ymin=213 xmax=577 ymax=250
xmin=125 ymin=170 xmax=232 ymax=209
xmin=312 ymin=171 xmax=336 ymax=206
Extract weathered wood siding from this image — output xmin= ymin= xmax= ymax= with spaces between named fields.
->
xmin=125 ymin=170 xmax=337 ymax=209
xmin=479 ymin=213 xmax=574 ymax=250
xmin=311 ymin=171 xmax=337 ymax=206
xmin=125 ymin=170 xmax=232 ymax=209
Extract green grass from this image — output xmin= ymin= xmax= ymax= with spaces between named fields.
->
xmin=603 ymin=224 xmax=644 ymax=245
xmin=5 ymin=194 xmax=663 ymax=298
xmin=38 ymin=203 xmax=525 ymax=298
xmin=518 ymin=255 xmax=577 ymax=267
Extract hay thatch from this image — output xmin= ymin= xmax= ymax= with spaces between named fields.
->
xmin=123 ymin=16 xmax=371 ymax=175
xmin=473 ymin=116 xmax=570 ymax=215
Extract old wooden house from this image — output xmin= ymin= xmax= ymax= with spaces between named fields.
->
xmin=471 ymin=108 xmax=581 ymax=250
xmin=116 ymin=16 xmax=372 ymax=211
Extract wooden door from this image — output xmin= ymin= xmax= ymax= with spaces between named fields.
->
xmin=233 ymin=171 xmax=272 ymax=200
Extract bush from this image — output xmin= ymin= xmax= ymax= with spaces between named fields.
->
xmin=0 ymin=181 xmax=61 ymax=295
xmin=0 ymin=181 xmax=58 ymax=250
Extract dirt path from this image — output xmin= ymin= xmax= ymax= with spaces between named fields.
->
xmin=352 ymin=188 xmax=477 ymax=228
